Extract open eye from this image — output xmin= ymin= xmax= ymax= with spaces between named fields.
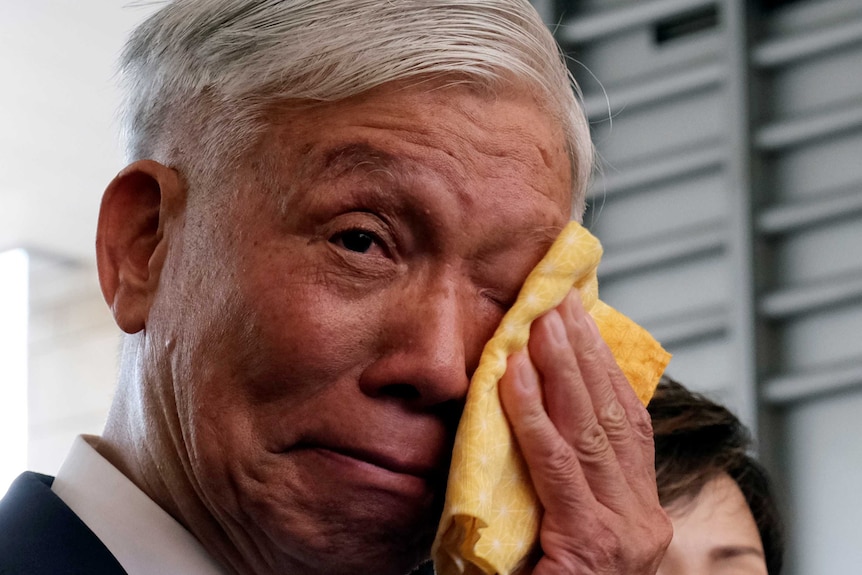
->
xmin=330 ymin=229 xmax=382 ymax=254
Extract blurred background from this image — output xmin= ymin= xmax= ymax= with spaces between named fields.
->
xmin=1 ymin=1 xmax=860 ymax=573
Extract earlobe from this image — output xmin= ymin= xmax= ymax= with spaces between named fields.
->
xmin=96 ymin=160 xmax=184 ymax=334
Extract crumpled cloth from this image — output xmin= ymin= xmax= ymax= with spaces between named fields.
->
xmin=432 ymin=221 xmax=671 ymax=575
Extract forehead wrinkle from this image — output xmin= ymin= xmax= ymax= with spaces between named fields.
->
xmin=341 ymin=95 xmax=564 ymax=210
xmin=275 ymin=140 xmax=413 ymax=214
xmin=320 ymin=142 xmax=400 ymax=179
xmin=304 ymin=133 xmax=482 ymax=220
xmin=439 ymin=88 xmax=564 ymax=166
xmin=420 ymin=109 xmax=568 ymax=213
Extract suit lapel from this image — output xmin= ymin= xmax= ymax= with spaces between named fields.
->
xmin=0 ymin=472 xmax=128 ymax=574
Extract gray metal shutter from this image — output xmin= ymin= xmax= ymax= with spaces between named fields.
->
xmin=533 ymin=1 xmax=862 ymax=573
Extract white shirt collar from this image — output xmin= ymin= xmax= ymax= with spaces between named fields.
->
xmin=51 ymin=435 xmax=229 ymax=575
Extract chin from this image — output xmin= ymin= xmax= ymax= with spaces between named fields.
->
xmin=242 ymin=486 xmax=441 ymax=575
xmin=314 ymin=542 xmax=430 ymax=575
xmin=262 ymin=520 xmax=433 ymax=575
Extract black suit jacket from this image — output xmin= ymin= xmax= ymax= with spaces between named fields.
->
xmin=0 ymin=472 xmax=127 ymax=574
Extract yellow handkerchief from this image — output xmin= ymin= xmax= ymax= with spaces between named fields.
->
xmin=432 ymin=221 xmax=671 ymax=575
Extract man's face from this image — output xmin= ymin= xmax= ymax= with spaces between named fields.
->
xmin=149 ymin=82 xmax=572 ymax=574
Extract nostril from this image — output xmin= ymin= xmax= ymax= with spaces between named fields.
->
xmin=378 ymin=383 xmax=421 ymax=400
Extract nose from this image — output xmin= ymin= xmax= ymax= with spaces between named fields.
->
xmin=359 ymin=274 xmax=486 ymax=410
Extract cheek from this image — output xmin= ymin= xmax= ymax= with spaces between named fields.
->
xmin=225 ymin=272 xmax=387 ymax=404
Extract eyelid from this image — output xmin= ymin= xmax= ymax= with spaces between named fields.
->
xmin=478 ymin=287 xmax=517 ymax=311
xmin=328 ymin=212 xmax=396 ymax=259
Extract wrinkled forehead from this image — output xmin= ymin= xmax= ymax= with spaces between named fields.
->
xmin=168 ymin=73 xmax=576 ymax=209
xmin=256 ymin=79 xmax=573 ymax=206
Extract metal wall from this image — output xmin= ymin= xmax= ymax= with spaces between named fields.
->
xmin=532 ymin=1 xmax=862 ymax=573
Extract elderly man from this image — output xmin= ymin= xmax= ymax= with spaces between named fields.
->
xmin=0 ymin=1 xmax=671 ymax=574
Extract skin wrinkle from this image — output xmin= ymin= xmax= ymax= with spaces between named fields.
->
xmin=599 ymin=401 xmax=629 ymax=435
xmin=295 ymin=82 xmax=561 ymax=190
xmin=264 ymin=125 xmax=567 ymax=310
xmin=256 ymin=96 xmax=568 ymax=230
xmin=100 ymin=77 xmax=585 ymax=575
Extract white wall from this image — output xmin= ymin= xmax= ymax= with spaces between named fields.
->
xmin=27 ymin=257 xmax=119 ymax=475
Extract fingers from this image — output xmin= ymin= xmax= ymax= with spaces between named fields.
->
xmin=520 ymin=307 xmax=631 ymax=509
xmin=499 ymin=348 xmax=594 ymax=512
xmin=562 ymin=295 xmax=654 ymax=448
xmin=555 ymin=292 xmax=656 ymax=487
xmin=499 ymin=288 xmax=672 ymax=574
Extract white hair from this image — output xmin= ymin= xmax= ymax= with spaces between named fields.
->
xmin=120 ymin=0 xmax=593 ymax=213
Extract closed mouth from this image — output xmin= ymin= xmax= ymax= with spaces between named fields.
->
xmin=293 ymin=442 xmax=440 ymax=480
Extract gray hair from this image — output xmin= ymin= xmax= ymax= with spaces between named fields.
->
xmin=120 ymin=0 xmax=593 ymax=214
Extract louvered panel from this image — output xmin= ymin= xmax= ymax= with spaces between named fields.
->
xmin=759 ymin=0 xmax=862 ymax=38
xmin=647 ymin=304 xmax=728 ymax=347
xmin=588 ymin=141 xmax=726 ymax=198
xmin=531 ymin=0 xmax=862 ymax=572
xmin=754 ymin=0 xmax=862 ymax=394
xmin=599 ymin=224 xmax=726 ymax=278
xmin=758 ymin=182 xmax=862 ymax=234
xmin=764 ymin=130 xmax=862 ymax=202
xmin=760 ymin=44 xmax=862 ymax=118
xmin=655 ymin=337 xmax=735 ymax=393
xmin=589 ymin=90 xmax=725 ymax=166
xmin=750 ymin=2 xmax=862 ymax=573
xmin=774 ymin=218 xmax=862 ymax=285
xmin=582 ymin=63 xmax=725 ymax=120
xmin=559 ymin=2 xmax=722 ymax=87
xmin=558 ymin=0 xmax=718 ymax=43
xmin=782 ymin=391 xmax=862 ymax=574
xmin=757 ymin=103 xmax=862 ymax=151
xmin=763 ymin=359 xmax=862 ymax=404
xmin=588 ymin=173 xmax=728 ymax=246
xmin=761 ymin=272 xmax=862 ymax=319
xmin=599 ymin=256 xmax=730 ymax=326
xmin=779 ymin=305 xmax=862 ymax=372
xmin=555 ymin=0 xmax=741 ymax=408
xmin=754 ymin=19 xmax=862 ymax=68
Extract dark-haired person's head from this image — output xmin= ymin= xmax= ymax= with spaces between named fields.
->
xmin=649 ymin=376 xmax=784 ymax=575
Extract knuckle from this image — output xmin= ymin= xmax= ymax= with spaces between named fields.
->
xmin=576 ymin=424 xmax=613 ymax=462
xmin=545 ymin=444 xmax=581 ymax=480
xmin=580 ymin=339 xmax=605 ymax=370
xmin=630 ymin=405 xmax=654 ymax=442
xmin=597 ymin=400 xmax=628 ymax=437
xmin=535 ymin=446 xmax=589 ymax=511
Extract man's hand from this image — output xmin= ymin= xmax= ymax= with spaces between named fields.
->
xmin=499 ymin=291 xmax=672 ymax=574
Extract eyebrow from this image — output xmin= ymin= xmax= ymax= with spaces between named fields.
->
xmin=710 ymin=545 xmax=766 ymax=561
xmin=318 ymin=142 xmax=403 ymax=181
xmin=285 ymin=141 xmax=415 ymax=212
xmin=301 ymin=140 xmax=567 ymax=250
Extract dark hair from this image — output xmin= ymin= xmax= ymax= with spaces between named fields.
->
xmin=648 ymin=376 xmax=784 ymax=575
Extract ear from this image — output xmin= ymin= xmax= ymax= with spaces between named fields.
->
xmin=96 ymin=160 xmax=185 ymax=334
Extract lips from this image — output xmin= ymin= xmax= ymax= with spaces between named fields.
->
xmin=295 ymin=442 xmax=444 ymax=480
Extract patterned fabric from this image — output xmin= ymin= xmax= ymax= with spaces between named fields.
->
xmin=432 ymin=222 xmax=671 ymax=575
